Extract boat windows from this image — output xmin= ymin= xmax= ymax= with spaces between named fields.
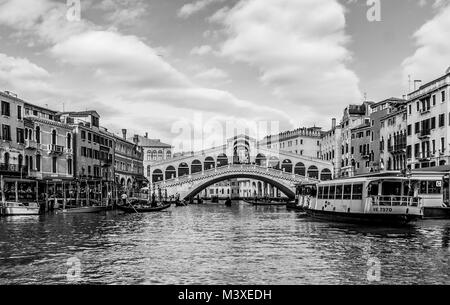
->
xmin=323 ymin=186 xmax=329 ymax=199
xmin=381 ymin=181 xmax=402 ymax=196
xmin=352 ymin=184 xmax=363 ymax=200
xmin=335 ymin=185 xmax=343 ymax=200
xmin=343 ymin=184 xmax=352 ymax=200
xmin=329 ymin=185 xmax=336 ymax=199
xmin=419 ymin=180 xmax=442 ymax=194
xmin=368 ymin=183 xmax=378 ymax=196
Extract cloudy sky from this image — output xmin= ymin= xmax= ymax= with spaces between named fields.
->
xmin=0 ymin=0 xmax=449 ymax=149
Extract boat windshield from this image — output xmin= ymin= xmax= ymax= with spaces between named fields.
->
xmin=381 ymin=181 xmax=402 ymax=196
xmin=2 ymin=181 xmax=38 ymax=202
xmin=301 ymin=185 xmax=317 ymax=196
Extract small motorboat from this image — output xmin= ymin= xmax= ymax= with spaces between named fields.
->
xmin=117 ymin=202 xmax=171 ymax=213
xmin=59 ymin=205 xmax=106 ymax=214
xmin=1 ymin=202 xmax=40 ymax=216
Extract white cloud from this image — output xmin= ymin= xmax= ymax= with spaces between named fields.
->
xmin=190 ymin=45 xmax=213 ymax=56
xmin=0 ymin=53 xmax=52 ymax=92
xmin=0 ymin=0 xmax=294 ymax=143
xmin=194 ymin=67 xmax=231 ymax=85
xmin=177 ymin=0 xmax=225 ymax=19
xmin=402 ymin=3 xmax=450 ymax=84
xmin=211 ymin=0 xmax=361 ymax=125
xmin=51 ymin=30 xmax=190 ymax=88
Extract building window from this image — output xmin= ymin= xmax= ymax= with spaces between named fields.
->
xmin=52 ymin=157 xmax=57 ymax=173
xmin=67 ymin=133 xmax=71 ymax=149
xmin=2 ymin=124 xmax=11 ymax=141
xmin=17 ymin=105 xmax=22 ymax=120
xmin=433 ymin=95 xmax=436 ymax=106
xmin=81 ymin=130 xmax=86 ymax=140
xmin=407 ymin=125 xmax=412 ymax=136
xmin=442 ymin=91 xmax=446 ymax=102
xmin=414 ymin=122 xmax=420 ymax=134
xmin=441 ymin=137 xmax=445 ymax=152
xmin=67 ymin=159 xmax=72 ymax=175
xmin=1 ymin=101 xmax=10 ymax=116
xmin=52 ymin=130 xmax=57 ymax=145
xmin=16 ymin=128 xmax=24 ymax=144
xmin=408 ymin=105 xmax=412 ymax=115
xmin=439 ymin=114 xmax=445 ymax=127
xmin=88 ymin=132 xmax=92 ymax=142
xmin=36 ymin=154 xmax=41 ymax=171
xmin=34 ymin=126 xmax=40 ymax=143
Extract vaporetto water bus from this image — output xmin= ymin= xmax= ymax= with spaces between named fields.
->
xmin=296 ymin=175 xmax=424 ymax=225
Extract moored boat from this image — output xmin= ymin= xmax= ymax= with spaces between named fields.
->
xmin=59 ymin=205 xmax=106 ymax=214
xmin=300 ymin=176 xmax=423 ymax=225
xmin=0 ymin=177 xmax=41 ymax=216
xmin=244 ymin=198 xmax=286 ymax=206
xmin=1 ymin=202 xmax=40 ymax=216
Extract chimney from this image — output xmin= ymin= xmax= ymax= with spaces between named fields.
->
xmin=145 ymin=132 xmax=148 ymax=138
xmin=133 ymin=135 xmax=139 ymax=144
xmin=122 ymin=129 xmax=127 ymax=140
xmin=331 ymin=118 xmax=336 ymax=129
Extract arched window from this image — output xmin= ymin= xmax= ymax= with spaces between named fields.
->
xmin=147 ymin=151 xmax=151 ymax=161
xmin=36 ymin=154 xmax=41 ymax=172
xmin=67 ymin=133 xmax=72 ymax=149
xmin=157 ymin=150 xmax=163 ymax=160
xmin=166 ymin=150 xmax=171 ymax=159
xmin=152 ymin=150 xmax=157 ymax=160
xmin=51 ymin=130 xmax=57 ymax=145
xmin=147 ymin=165 xmax=151 ymax=177
xmin=35 ymin=126 xmax=40 ymax=144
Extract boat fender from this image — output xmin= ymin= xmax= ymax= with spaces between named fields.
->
xmin=322 ymin=206 xmax=324 ymax=211
xmin=406 ymin=208 xmax=409 ymax=214
xmin=347 ymin=208 xmax=350 ymax=213
xmin=333 ymin=207 xmax=336 ymax=212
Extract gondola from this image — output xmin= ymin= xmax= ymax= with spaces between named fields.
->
xmin=117 ymin=202 xmax=171 ymax=213
xmin=225 ymin=198 xmax=232 ymax=206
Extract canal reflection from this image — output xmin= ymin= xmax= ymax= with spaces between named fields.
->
xmin=0 ymin=201 xmax=449 ymax=284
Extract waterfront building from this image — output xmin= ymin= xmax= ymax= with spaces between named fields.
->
xmin=338 ymin=102 xmax=373 ymax=177
xmin=114 ymin=129 xmax=145 ymax=191
xmin=130 ymin=133 xmax=173 ymax=181
xmin=0 ymin=91 xmax=28 ymax=178
xmin=350 ymin=121 xmax=372 ymax=175
xmin=406 ymin=68 xmax=450 ymax=169
xmin=23 ymin=103 xmax=74 ymax=181
xmin=379 ymin=106 xmax=407 ymax=171
xmin=58 ymin=111 xmax=115 ymax=182
xmin=258 ymin=127 xmax=323 ymax=158
xmin=319 ymin=118 xmax=342 ymax=178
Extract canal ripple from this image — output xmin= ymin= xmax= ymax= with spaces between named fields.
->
xmin=0 ymin=202 xmax=450 ymax=284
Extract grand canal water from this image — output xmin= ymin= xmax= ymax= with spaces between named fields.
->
xmin=1 ymin=201 xmax=449 ymax=284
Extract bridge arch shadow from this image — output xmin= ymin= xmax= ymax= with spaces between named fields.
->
xmin=183 ymin=173 xmax=296 ymax=200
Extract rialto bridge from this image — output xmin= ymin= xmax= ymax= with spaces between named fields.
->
xmin=149 ymin=135 xmax=333 ymax=200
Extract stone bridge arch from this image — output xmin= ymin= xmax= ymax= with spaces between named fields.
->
xmin=185 ymin=172 xmax=296 ymax=200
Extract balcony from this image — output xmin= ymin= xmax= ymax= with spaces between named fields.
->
xmin=417 ymin=151 xmax=432 ymax=161
xmin=47 ymin=144 xmax=64 ymax=154
xmin=418 ymin=129 xmax=431 ymax=140
xmin=419 ymin=108 xmax=430 ymax=115
xmin=25 ymin=139 xmax=38 ymax=150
